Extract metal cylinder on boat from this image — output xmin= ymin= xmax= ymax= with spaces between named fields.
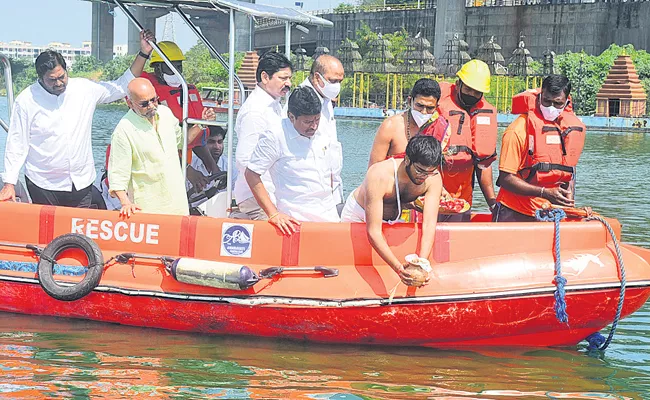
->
xmin=170 ymin=258 xmax=259 ymax=290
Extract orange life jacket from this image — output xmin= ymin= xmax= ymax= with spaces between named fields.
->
xmin=420 ymin=112 xmax=450 ymax=149
xmin=511 ymin=88 xmax=586 ymax=186
xmin=438 ymin=82 xmax=498 ymax=172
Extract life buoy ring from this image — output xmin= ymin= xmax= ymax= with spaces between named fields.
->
xmin=37 ymin=233 xmax=104 ymax=301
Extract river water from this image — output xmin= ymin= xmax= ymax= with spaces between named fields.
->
xmin=0 ymin=98 xmax=649 ymax=399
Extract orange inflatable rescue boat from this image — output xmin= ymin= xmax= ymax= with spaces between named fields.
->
xmin=0 ymin=202 xmax=648 ymax=349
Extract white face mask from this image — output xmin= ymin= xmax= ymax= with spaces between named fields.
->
xmin=539 ymin=95 xmax=566 ymax=122
xmin=316 ymin=72 xmax=341 ymax=100
xmin=411 ymin=106 xmax=432 ymax=128
xmin=163 ymin=73 xmax=182 ymax=88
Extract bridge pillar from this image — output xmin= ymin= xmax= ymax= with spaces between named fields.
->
xmin=434 ymin=0 xmax=467 ymax=64
xmin=127 ymin=6 xmax=161 ymax=55
xmin=194 ymin=11 xmax=254 ymax=54
xmin=91 ymin=2 xmax=115 ymax=63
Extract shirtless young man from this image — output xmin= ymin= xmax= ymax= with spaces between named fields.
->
xmin=367 ymin=78 xmax=450 ymax=166
xmin=341 ymin=136 xmax=444 ymax=286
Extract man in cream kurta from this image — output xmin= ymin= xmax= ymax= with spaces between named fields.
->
xmin=108 ymin=78 xmax=206 ymax=216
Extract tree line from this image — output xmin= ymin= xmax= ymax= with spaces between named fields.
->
xmin=2 ymin=39 xmax=649 ymax=116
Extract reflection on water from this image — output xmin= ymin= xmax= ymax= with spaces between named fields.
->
xmin=0 ymin=98 xmax=649 ymax=398
xmin=0 ymin=313 xmax=648 ymax=399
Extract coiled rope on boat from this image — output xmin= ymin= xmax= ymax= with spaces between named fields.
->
xmin=535 ymin=208 xmax=569 ymax=324
xmin=536 ymin=208 xmax=627 ymax=350
xmin=584 ymin=215 xmax=627 ymax=351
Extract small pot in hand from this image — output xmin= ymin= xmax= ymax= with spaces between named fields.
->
xmin=404 ymin=254 xmax=432 ymax=287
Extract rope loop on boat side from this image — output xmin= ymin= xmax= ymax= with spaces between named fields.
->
xmin=584 ymin=215 xmax=627 ymax=351
xmin=535 ymin=208 xmax=569 ymax=324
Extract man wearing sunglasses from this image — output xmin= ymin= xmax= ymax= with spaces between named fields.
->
xmin=494 ymin=74 xmax=586 ymax=222
xmin=107 ymin=78 xmax=207 ymax=217
xmin=0 ymin=30 xmax=155 ymax=207
xmin=341 ymin=136 xmax=444 ymax=286
xmin=142 ymin=41 xmax=217 ymax=193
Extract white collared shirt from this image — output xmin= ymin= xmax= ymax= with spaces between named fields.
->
xmin=2 ymin=69 xmax=135 ymax=191
xmin=247 ymin=118 xmax=339 ymax=222
xmin=299 ymin=78 xmax=344 ymax=203
xmin=233 ymin=85 xmax=283 ymax=204
xmin=186 ymin=151 xmax=237 ymax=191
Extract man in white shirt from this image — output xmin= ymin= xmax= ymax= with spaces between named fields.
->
xmin=234 ymin=51 xmax=293 ymax=220
xmin=245 ymin=87 xmax=340 ymax=235
xmin=0 ymin=30 xmax=155 ymax=207
xmin=299 ymin=55 xmax=345 ymax=210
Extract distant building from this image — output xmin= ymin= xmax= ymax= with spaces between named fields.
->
xmin=0 ymin=40 xmax=92 ymax=66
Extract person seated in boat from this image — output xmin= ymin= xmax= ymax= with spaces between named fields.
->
xmin=92 ymin=147 xmax=123 ymax=211
xmin=494 ymin=74 xmax=585 ymax=222
xmin=297 ymin=54 xmax=345 ymax=210
xmin=141 ymin=41 xmax=217 ymax=193
xmin=244 ymin=86 xmax=340 ymax=234
xmin=186 ymin=125 xmax=238 ymax=194
xmin=234 ymin=51 xmax=293 ymax=221
xmin=107 ymin=78 xmax=207 ymax=217
xmin=341 ymin=136 xmax=444 ymax=286
xmin=437 ymin=60 xmax=498 ymax=221
xmin=0 ymin=30 xmax=155 ymax=207
xmin=367 ymin=78 xmax=450 ymax=165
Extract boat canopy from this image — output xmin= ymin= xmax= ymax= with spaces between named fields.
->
xmin=87 ymin=0 xmax=334 ymax=27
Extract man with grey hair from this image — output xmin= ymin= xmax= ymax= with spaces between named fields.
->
xmin=299 ymin=54 xmax=345 ymax=210
xmin=108 ymin=78 xmax=208 ymax=217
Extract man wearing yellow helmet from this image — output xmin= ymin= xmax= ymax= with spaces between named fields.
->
xmin=142 ymin=41 xmax=217 ymax=193
xmin=437 ymin=60 xmax=498 ymax=222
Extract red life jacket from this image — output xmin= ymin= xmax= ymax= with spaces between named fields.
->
xmin=420 ymin=112 xmax=450 ymax=149
xmin=511 ymin=88 xmax=586 ymax=186
xmin=142 ymin=71 xmax=204 ymax=121
xmin=388 ymin=112 xmax=450 ymax=159
xmin=438 ymin=82 xmax=498 ymax=172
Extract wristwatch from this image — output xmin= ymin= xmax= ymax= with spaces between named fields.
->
xmin=138 ymin=50 xmax=151 ymax=59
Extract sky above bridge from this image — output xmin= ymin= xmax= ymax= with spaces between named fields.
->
xmin=0 ymin=0 xmax=345 ymax=52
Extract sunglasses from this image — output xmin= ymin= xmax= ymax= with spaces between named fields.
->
xmin=137 ymin=96 xmax=159 ymax=108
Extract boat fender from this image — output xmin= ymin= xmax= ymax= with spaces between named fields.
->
xmin=170 ymin=258 xmax=259 ymax=291
xmin=37 ymin=233 xmax=104 ymax=301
